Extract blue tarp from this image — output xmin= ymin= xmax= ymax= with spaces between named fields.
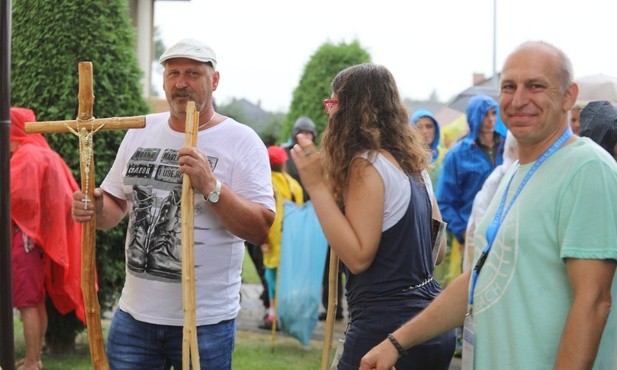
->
xmin=277 ymin=201 xmax=328 ymax=346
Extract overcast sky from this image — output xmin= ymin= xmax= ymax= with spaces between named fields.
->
xmin=153 ymin=0 xmax=617 ymax=112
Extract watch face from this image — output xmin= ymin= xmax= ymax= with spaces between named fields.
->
xmin=208 ymin=192 xmax=220 ymax=203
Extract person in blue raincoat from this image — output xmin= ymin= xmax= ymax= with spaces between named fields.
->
xmin=436 ymin=96 xmax=506 ymax=286
xmin=410 ymin=109 xmax=447 ymax=189
xmin=436 ymin=95 xmax=505 ymax=267
xmin=411 ymin=109 xmax=450 ymax=290
xmin=436 ymin=94 xmax=505 ymax=356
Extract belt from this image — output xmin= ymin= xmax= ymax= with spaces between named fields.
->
xmin=402 ymin=276 xmax=434 ymax=291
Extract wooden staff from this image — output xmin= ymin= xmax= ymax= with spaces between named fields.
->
xmin=181 ymin=101 xmax=200 ymax=370
xmin=25 ymin=61 xmax=145 ymax=370
xmin=321 ymin=249 xmax=340 ymax=370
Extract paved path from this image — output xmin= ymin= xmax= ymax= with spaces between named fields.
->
xmin=237 ymin=283 xmax=461 ymax=369
xmin=237 ymin=282 xmax=346 ymax=342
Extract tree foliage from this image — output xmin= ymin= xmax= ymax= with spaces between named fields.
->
xmin=11 ymin=0 xmax=150 ymax=351
xmin=217 ymin=99 xmax=285 ymax=145
xmin=279 ymin=40 xmax=371 ymax=144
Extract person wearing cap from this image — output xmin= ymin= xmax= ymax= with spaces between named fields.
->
xmin=284 ymin=116 xmax=317 ymax=200
xmin=258 ymin=145 xmax=304 ymax=330
xmin=71 ymin=38 xmax=275 ymax=369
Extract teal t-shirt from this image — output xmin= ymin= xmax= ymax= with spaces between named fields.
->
xmin=470 ymin=137 xmax=617 ymax=370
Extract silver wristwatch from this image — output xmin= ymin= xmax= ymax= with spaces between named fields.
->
xmin=205 ymin=179 xmax=221 ymax=204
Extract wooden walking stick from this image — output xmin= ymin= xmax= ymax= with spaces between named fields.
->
xmin=180 ymin=101 xmax=200 ymax=370
xmin=25 ymin=61 xmax=145 ymax=370
xmin=320 ymin=249 xmax=340 ymax=370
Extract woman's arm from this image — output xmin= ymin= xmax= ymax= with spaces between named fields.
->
xmin=290 ymin=137 xmax=383 ymax=274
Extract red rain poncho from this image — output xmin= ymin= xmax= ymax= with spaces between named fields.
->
xmin=10 ymin=107 xmax=86 ymax=323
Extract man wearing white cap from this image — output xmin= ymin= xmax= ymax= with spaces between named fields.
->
xmin=72 ymin=38 xmax=275 ymax=369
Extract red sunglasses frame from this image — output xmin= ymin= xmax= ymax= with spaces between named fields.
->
xmin=323 ymin=99 xmax=338 ymax=114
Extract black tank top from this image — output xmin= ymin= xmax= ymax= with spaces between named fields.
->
xmin=344 ymin=175 xmax=440 ymax=308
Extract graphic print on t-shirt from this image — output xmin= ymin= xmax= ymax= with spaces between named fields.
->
xmin=123 ymin=146 xmax=218 ymax=282
xmin=472 ymin=211 xmax=519 ymax=315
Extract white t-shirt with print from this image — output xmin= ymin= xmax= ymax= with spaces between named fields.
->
xmin=101 ymin=112 xmax=274 ymax=326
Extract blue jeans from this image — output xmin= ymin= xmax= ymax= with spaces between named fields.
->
xmin=107 ymin=309 xmax=236 ymax=370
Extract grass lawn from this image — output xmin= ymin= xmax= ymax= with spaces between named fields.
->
xmin=13 ymin=326 xmax=325 ymax=370
xmin=12 ymin=253 xmax=328 ymax=370
xmin=13 ymin=328 xmax=324 ymax=370
xmin=241 ymin=248 xmax=261 ymax=284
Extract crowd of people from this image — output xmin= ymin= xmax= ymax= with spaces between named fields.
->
xmin=9 ymin=37 xmax=616 ymax=370
xmin=247 ymin=40 xmax=615 ymax=370
xmin=360 ymin=40 xmax=617 ymax=370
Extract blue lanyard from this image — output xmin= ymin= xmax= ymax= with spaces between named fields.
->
xmin=468 ymin=127 xmax=573 ymax=307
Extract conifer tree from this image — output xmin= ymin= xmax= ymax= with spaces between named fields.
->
xmin=280 ymin=41 xmax=370 ymax=143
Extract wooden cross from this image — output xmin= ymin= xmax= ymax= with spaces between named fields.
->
xmin=25 ymin=61 xmax=145 ymax=370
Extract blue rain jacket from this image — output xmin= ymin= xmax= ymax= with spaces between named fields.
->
xmin=411 ymin=109 xmax=442 ymax=162
xmin=436 ymin=95 xmax=505 ymax=243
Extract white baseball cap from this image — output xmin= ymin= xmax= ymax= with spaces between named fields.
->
xmin=159 ymin=38 xmax=217 ymax=68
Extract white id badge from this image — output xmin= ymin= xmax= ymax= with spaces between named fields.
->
xmin=461 ymin=314 xmax=475 ymax=370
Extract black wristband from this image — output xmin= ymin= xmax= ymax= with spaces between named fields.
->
xmin=387 ymin=333 xmax=407 ymax=357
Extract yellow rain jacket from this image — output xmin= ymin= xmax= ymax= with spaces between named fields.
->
xmin=262 ymin=171 xmax=304 ymax=268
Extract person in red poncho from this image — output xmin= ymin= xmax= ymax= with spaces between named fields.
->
xmin=10 ymin=107 xmax=85 ymax=370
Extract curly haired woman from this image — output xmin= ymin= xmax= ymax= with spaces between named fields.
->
xmin=290 ymin=63 xmax=455 ymax=370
